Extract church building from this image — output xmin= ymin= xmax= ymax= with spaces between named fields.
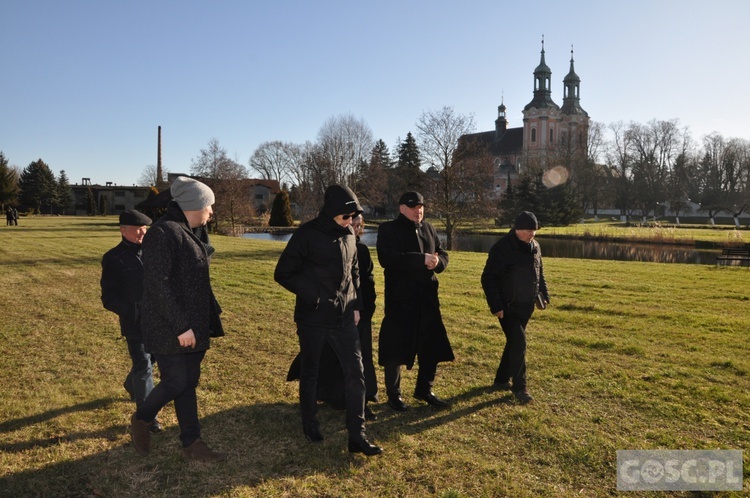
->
xmin=460 ymin=39 xmax=590 ymax=195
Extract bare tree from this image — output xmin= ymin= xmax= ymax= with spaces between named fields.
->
xmin=190 ymin=139 xmax=252 ymax=232
xmin=137 ymin=164 xmax=168 ymax=187
xmin=416 ymin=106 xmax=493 ymax=250
xmin=316 ymin=114 xmax=374 ymax=187
xmin=249 ymin=140 xmax=296 ymax=186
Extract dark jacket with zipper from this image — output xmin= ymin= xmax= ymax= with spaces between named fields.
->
xmin=140 ymin=202 xmax=220 ymax=355
xmin=481 ymin=229 xmax=549 ymax=315
xmin=101 ymin=238 xmax=145 ymax=341
xmin=274 ymin=215 xmax=362 ymax=329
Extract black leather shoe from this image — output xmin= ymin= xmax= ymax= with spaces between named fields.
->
xmin=303 ymin=426 xmax=324 ymax=443
xmin=513 ymin=391 xmax=533 ymax=404
xmin=387 ymin=396 xmax=408 ymax=412
xmin=149 ymin=418 xmax=163 ymax=433
xmin=414 ymin=391 xmax=450 ymax=408
xmin=364 ymin=405 xmax=378 ymax=421
xmin=348 ymin=437 xmax=383 ymax=456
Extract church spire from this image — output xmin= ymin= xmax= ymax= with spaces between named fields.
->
xmin=524 ymin=36 xmax=558 ymax=111
xmin=561 ymin=46 xmax=588 ymax=116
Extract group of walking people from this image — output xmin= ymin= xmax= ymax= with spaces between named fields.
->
xmin=101 ymin=177 xmax=549 ymax=462
xmin=5 ymin=206 xmax=18 ymax=226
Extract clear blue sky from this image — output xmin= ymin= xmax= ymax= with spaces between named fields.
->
xmin=3 ymin=0 xmax=749 ymax=187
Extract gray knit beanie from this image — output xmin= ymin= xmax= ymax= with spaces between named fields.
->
xmin=170 ymin=177 xmax=215 ymax=211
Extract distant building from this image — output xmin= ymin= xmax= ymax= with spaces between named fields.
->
xmin=165 ymin=173 xmax=280 ymax=212
xmin=459 ymin=39 xmax=590 ymax=196
xmin=70 ymin=178 xmax=152 ymax=216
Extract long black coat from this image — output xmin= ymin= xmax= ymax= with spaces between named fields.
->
xmin=101 ymin=238 xmax=145 ymax=340
xmin=480 ymin=229 xmax=549 ymax=315
xmin=376 ymin=214 xmax=454 ymax=369
xmin=140 ymin=203 xmax=218 ymax=355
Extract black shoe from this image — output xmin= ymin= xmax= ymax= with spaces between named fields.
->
xmin=414 ymin=391 xmax=450 ymax=408
xmin=387 ymin=396 xmax=408 ymax=412
xmin=492 ymin=381 xmax=512 ymax=392
xmin=513 ymin=391 xmax=533 ymax=404
xmin=348 ymin=437 xmax=383 ymax=456
xmin=150 ymin=419 xmax=163 ymax=433
xmin=303 ymin=426 xmax=324 ymax=443
xmin=364 ymin=405 xmax=378 ymax=421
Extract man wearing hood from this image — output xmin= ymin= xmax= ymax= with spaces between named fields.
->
xmin=480 ymin=211 xmax=550 ymax=403
xmin=377 ymin=191 xmax=454 ymax=412
xmin=274 ymin=185 xmax=382 ymax=456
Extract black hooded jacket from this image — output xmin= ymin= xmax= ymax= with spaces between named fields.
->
xmin=274 ymin=185 xmax=364 ymax=329
xmin=480 ymin=229 xmax=549 ymax=315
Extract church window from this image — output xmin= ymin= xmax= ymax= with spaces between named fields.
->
xmin=531 ymin=128 xmax=536 ymax=142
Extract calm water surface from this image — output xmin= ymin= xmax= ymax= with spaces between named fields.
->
xmin=242 ymin=230 xmax=722 ymax=265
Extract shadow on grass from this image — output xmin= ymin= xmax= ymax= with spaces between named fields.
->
xmin=0 ymin=386 xmax=511 ymax=496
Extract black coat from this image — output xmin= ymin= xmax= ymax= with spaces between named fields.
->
xmin=274 ymin=215 xmax=362 ymax=329
xmin=140 ymin=203 xmax=219 ymax=355
xmin=480 ymin=229 xmax=549 ymax=315
xmin=101 ymin=238 xmax=145 ymax=340
xmin=376 ymin=214 xmax=454 ymax=369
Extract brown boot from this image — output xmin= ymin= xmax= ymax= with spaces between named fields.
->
xmin=182 ymin=439 xmax=227 ymax=462
xmin=130 ymin=413 xmax=151 ymax=455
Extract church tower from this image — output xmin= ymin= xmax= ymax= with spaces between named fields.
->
xmin=560 ymin=47 xmax=589 ymax=151
xmin=523 ymin=37 xmax=562 ymax=153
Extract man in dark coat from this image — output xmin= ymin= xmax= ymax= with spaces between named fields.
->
xmin=377 ymin=191 xmax=454 ymax=412
xmin=101 ymin=209 xmax=161 ymax=432
xmin=284 ymin=214 xmax=379 ymax=421
xmin=480 ymin=211 xmax=549 ymax=403
xmin=275 ymin=185 xmax=382 ymax=456
xmin=130 ymin=176 xmax=226 ymax=462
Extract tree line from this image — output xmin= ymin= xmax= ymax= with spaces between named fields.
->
xmin=3 ymin=109 xmax=748 ymax=244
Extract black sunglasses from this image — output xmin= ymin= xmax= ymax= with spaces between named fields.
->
xmin=342 ymin=213 xmax=358 ymax=220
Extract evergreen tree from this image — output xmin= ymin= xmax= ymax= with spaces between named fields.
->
xmin=86 ymin=187 xmax=98 ymax=216
xmin=269 ymin=189 xmax=294 ymax=226
xmin=395 ymin=132 xmax=422 ymax=189
xmin=54 ymin=170 xmax=73 ymax=215
xmin=18 ymin=159 xmax=57 ymax=214
xmin=0 ymin=152 xmax=19 ymax=210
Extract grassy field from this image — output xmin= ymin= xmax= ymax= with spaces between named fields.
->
xmin=0 ymin=216 xmax=748 ymax=497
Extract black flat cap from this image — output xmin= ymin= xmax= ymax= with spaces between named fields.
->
xmin=119 ymin=209 xmax=152 ymax=226
xmin=398 ymin=191 xmax=425 ymax=207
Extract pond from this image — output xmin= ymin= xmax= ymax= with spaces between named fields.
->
xmin=242 ymin=231 xmax=722 ymax=265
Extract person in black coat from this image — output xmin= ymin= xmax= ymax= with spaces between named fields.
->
xmin=284 ymin=214 xmax=379 ymax=420
xmin=101 ymin=209 xmax=161 ymax=432
xmin=275 ymin=185 xmax=382 ymax=456
xmin=377 ymin=192 xmax=454 ymax=412
xmin=480 ymin=211 xmax=549 ymax=403
xmin=130 ymin=177 xmax=226 ymax=462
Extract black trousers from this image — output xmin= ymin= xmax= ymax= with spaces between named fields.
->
xmin=297 ymin=323 xmax=366 ymax=438
xmin=137 ymin=350 xmax=205 ymax=447
xmin=384 ymin=359 xmax=438 ymax=398
xmin=358 ymin=314 xmax=378 ymax=403
xmin=495 ymin=302 xmax=534 ymax=392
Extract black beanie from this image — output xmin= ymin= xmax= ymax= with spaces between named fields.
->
xmin=514 ymin=211 xmax=539 ymax=230
xmin=320 ymin=185 xmax=363 ymax=218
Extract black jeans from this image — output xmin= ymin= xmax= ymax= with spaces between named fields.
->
xmin=496 ymin=302 xmax=534 ymax=392
xmin=137 ymin=350 xmax=205 ymax=447
xmin=298 ymin=323 xmax=366 ymax=438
